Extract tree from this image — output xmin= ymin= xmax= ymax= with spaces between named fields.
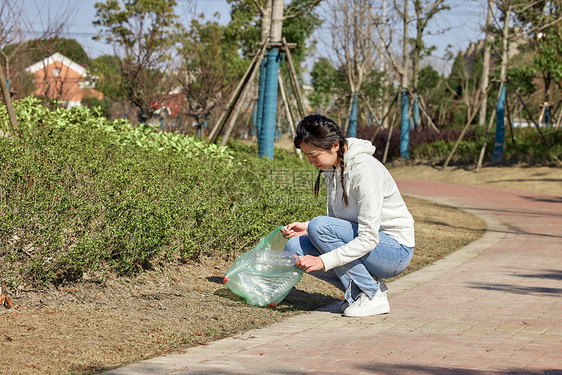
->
xmin=0 ymin=0 xmax=24 ymax=133
xmin=225 ymin=0 xmax=322 ymax=70
xmin=89 ymin=55 xmax=126 ymax=100
xmin=417 ymin=65 xmax=449 ymax=125
xmin=411 ymin=0 xmax=449 ymax=92
xmin=223 ymin=0 xmax=322 ymax=158
xmin=309 ymin=57 xmax=341 ymax=112
xmin=478 ymin=0 xmax=494 ymax=128
xmin=94 ymin=0 xmax=181 ymax=124
xmin=511 ymin=0 xmax=562 ymax=125
xmin=327 ymin=0 xmax=378 ymax=137
xmin=176 ymin=18 xmax=246 ymax=132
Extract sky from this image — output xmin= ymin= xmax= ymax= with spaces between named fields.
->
xmin=20 ymin=0 xmax=488 ymax=76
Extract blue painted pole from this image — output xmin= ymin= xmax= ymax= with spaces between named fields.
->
xmin=259 ymin=47 xmax=281 ymax=159
xmin=492 ymin=84 xmax=506 ymax=162
xmin=400 ymin=90 xmax=410 ymax=159
xmin=545 ymin=106 xmax=550 ymax=128
xmin=256 ymin=58 xmax=268 ymax=153
xmin=413 ymin=95 xmax=420 ymax=130
xmin=348 ymin=93 xmax=358 ymax=137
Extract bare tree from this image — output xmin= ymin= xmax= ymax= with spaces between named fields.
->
xmin=176 ymin=19 xmax=239 ymax=133
xmin=478 ymin=0 xmax=494 ymax=129
xmin=0 ymin=0 xmax=24 ymax=133
xmin=327 ymin=0 xmax=378 ymax=134
xmin=411 ymin=0 xmax=449 ymax=92
xmin=94 ymin=0 xmax=181 ymax=124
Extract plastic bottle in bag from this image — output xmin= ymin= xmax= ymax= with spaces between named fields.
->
xmin=223 ymin=227 xmax=303 ymax=307
xmin=252 ymin=249 xmax=299 ymax=266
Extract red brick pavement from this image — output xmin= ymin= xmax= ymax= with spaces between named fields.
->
xmin=105 ymin=180 xmax=562 ymax=375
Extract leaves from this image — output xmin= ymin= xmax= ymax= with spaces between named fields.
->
xmin=0 ymin=96 xmax=323 ymax=287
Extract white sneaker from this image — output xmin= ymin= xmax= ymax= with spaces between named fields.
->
xmin=343 ymin=290 xmax=390 ymax=317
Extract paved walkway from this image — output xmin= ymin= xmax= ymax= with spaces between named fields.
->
xmin=105 ymin=180 xmax=562 ymax=375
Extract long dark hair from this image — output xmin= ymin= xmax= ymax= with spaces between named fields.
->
xmin=294 ymin=114 xmax=349 ymax=206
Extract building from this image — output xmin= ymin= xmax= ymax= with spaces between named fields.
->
xmin=25 ymin=52 xmax=103 ymax=107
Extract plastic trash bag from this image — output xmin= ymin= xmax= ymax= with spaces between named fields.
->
xmin=223 ymin=227 xmax=303 ymax=307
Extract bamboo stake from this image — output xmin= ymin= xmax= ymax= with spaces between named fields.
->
xmin=359 ymin=92 xmax=381 ymax=126
xmin=209 ymin=43 xmax=266 ymax=143
xmin=370 ymin=92 xmax=399 ymax=143
xmin=382 ymin=113 xmax=396 ymax=164
xmin=476 ymin=108 xmax=497 ymax=172
xmin=278 ymin=73 xmax=302 ymax=158
xmin=282 ymin=37 xmax=306 ymax=120
xmin=416 ymin=94 xmax=440 ymax=133
xmin=220 ymin=52 xmax=263 ymax=146
xmin=443 ymin=84 xmax=488 ymax=168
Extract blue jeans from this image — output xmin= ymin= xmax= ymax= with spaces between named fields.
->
xmin=284 ymin=216 xmax=414 ymax=304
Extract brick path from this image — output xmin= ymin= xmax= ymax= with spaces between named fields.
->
xmin=105 ymin=180 xmax=562 ymax=375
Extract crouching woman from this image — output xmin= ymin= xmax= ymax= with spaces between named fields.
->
xmin=283 ymin=114 xmax=415 ymax=317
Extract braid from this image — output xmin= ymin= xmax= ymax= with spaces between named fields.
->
xmin=314 ymin=170 xmax=323 ymax=199
xmin=338 ymin=140 xmax=349 ymax=207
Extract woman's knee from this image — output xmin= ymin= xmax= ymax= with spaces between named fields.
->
xmin=307 ymin=216 xmax=329 ymax=238
xmin=284 ymin=237 xmax=303 ymax=255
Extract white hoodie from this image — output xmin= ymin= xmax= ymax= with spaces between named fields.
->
xmin=318 ymin=138 xmax=415 ymax=271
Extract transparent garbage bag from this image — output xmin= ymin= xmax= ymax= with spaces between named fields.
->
xmin=223 ymin=227 xmax=303 ymax=307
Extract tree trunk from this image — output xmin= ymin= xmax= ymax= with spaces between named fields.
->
xmin=0 ymin=66 xmax=18 ymax=135
xmin=258 ymin=0 xmax=283 ymax=158
xmin=399 ymin=0 xmax=410 ymax=159
xmin=478 ymin=0 xmax=494 ymax=128
xmin=491 ymin=1 xmax=511 ymax=163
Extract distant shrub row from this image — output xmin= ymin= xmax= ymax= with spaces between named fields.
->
xmin=357 ymin=125 xmax=561 ymax=165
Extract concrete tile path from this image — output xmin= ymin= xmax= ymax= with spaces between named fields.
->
xmin=105 ymin=180 xmax=562 ymax=375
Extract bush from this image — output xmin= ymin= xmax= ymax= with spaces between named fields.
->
xmin=356 ymin=127 xmax=477 ymax=162
xmin=357 ymin=124 xmax=560 ymax=165
xmin=0 ymin=97 xmax=324 ymax=286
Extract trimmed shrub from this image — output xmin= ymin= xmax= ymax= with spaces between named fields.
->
xmin=0 ymin=98 xmax=324 ymax=286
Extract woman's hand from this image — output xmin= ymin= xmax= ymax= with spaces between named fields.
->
xmin=295 ymin=255 xmax=324 ymax=273
xmin=281 ymin=222 xmax=307 ymax=238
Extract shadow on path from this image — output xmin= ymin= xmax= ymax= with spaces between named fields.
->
xmin=467 ymin=282 xmax=562 ymax=296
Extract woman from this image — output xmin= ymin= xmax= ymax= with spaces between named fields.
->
xmin=282 ymin=114 xmax=415 ymax=317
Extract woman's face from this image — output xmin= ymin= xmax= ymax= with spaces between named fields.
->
xmin=300 ymin=142 xmax=340 ymax=170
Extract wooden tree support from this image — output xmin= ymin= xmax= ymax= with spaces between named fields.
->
xmin=509 ymin=81 xmax=550 ymax=148
xmin=414 ymin=93 xmax=440 ymax=134
xmin=370 ymin=92 xmax=399 ymax=143
xmin=476 ymin=107 xmax=497 ymax=172
xmin=382 ymin=113 xmax=397 ymax=164
xmin=281 ymin=37 xmax=307 ymax=121
xmin=443 ymin=84 xmax=490 ymax=169
xmin=359 ymin=92 xmax=382 ymax=127
xmin=220 ymin=52 xmax=263 ymax=146
xmin=208 ymin=43 xmax=267 ymax=144
xmin=209 ymin=39 xmax=307 ymax=147
xmin=278 ymin=74 xmax=302 ymax=158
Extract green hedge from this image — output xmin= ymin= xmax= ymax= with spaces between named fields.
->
xmin=412 ymin=126 xmax=561 ymax=165
xmin=0 ymin=98 xmax=324 ymax=286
